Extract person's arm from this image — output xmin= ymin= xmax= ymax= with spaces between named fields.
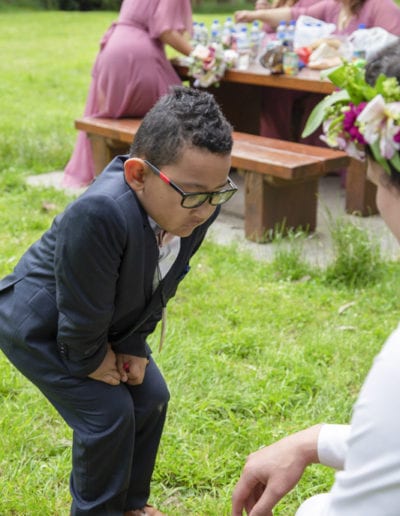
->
xmin=235 ymin=7 xmax=291 ymax=27
xmin=255 ymin=0 xmax=270 ymax=9
xmin=232 ymin=424 xmax=322 ymax=516
xmin=55 ymin=195 xmax=128 ymax=378
xmin=160 ymin=29 xmax=192 ymax=56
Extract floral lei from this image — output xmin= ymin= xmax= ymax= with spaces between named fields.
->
xmin=303 ymin=60 xmax=400 ymax=174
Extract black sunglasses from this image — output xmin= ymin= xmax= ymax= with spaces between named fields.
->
xmin=144 ymin=160 xmax=238 ymax=209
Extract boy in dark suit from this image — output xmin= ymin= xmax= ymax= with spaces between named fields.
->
xmin=0 ymin=86 xmax=235 ymax=515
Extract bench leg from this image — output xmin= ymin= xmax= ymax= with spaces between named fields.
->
xmin=88 ymin=135 xmax=130 ymax=176
xmin=345 ymin=158 xmax=378 ymax=216
xmin=244 ymin=171 xmax=319 ymax=242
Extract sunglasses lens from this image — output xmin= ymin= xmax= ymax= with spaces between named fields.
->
xmin=182 ymin=194 xmax=209 ymax=208
xmin=210 ymin=190 xmax=236 ymax=206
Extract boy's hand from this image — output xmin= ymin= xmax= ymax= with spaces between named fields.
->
xmin=88 ymin=344 xmax=121 ymax=386
xmin=117 ymin=354 xmax=150 ymax=385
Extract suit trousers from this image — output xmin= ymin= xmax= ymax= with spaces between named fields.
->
xmin=0 ymin=287 xmax=170 ymax=515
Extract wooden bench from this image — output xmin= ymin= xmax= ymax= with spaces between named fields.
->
xmin=75 ymin=116 xmax=349 ymax=242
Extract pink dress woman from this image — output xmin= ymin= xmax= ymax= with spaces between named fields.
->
xmin=64 ymin=0 xmax=192 ymax=188
xmin=260 ymin=0 xmax=400 ymax=144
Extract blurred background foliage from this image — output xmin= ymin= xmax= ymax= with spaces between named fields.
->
xmin=0 ymin=0 xmax=254 ymax=12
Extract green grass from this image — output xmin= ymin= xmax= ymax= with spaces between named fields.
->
xmin=1 ymin=9 xmax=400 ymax=516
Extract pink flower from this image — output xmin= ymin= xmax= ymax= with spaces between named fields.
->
xmin=343 ymin=102 xmax=367 ymax=145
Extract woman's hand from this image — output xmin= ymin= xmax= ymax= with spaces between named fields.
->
xmin=235 ymin=10 xmax=258 ymax=23
xmin=117 ymin=354 xmax=150 ymax=386
xmin=231 ymin=425 xmax=322 ymax=516
xmin=88 ymin=344 xmax=121 ymax=386
xmin=255 ymin=0 xmax=270 ymax=9
xmin=235 ymin=7 xmax=290 ymax=28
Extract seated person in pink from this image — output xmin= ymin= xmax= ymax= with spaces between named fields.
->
xmin=235 ymin=0 xmax=400 ymax=146
xmin=64 ymin=0 xmax=193 ymax=188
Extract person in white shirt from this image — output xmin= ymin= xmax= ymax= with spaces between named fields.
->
xmin=231 ymin=40 xmax=400 ymax=516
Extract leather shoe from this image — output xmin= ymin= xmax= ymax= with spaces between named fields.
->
xmin=124 ymin=504 xmax=166 ymax=516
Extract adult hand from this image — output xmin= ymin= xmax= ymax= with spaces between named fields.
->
xmin=235 ymin=10 xmax=257 ymax=23
xmin=88 ymin=344 xmax=121 ymax=386
xmin=231 ymin=425 xmax=322 ymax=516
xmin=117 ymin=354 xmax=150 ymax=385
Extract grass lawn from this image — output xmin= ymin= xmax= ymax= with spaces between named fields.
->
xmin=0 ymin=9 xmax=400 ymax=516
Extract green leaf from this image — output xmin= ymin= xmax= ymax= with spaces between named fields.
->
xmin=370 ymin=140 xmax=390 ymax=173
xmin=326 ymin=63 xmax=350 ymax=89
xmin=389 ymin=151 xmax=400 ymax=172
xmin=302 ymin=90 xmax=349 ymax=138
xmin=326 ymin=61 xmax=375 ymax=104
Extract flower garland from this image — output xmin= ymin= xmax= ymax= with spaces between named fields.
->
xmin=188 ymin=43 xmax=238 ymax=88
xmin=303 ymin=60 xmax=400 ymax=174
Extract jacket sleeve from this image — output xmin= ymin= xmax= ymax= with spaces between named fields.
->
xmin=110 ymin=206 xmax=220 ymax=357
xmin=55 ymin=194 xmax=128 ymax=377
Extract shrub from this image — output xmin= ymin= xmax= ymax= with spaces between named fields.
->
xmin=325 ymin=217 xmax=383 ymax=288
xmin=271 ymin=229 xmax=313 ymax=281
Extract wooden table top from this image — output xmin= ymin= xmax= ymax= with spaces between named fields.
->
xmin=172 ymin=58 xmax=336 ymax=95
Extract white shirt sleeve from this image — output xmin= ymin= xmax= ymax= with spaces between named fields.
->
xmin=317 ymin=424 xmax=351 ymax=470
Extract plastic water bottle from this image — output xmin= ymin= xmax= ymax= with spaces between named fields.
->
xmin=210 ymin=19 xmax=221 ymax=44
xmin=198 ymin=22 xmax=208 ymax=46
xmin=222 ymin=16 xmax=234 ymax=48
xmin=191 ymin=22 xmax=201 ymax=46
xmin=353 ymin=23 xmax=367 ymax=60
xmin=210 ymin=29 xmax=221 ymax=44
xmin=236 ymin=26 xmax=250 ymax=70
xmin=276 ymin=21 xmax=287 ymax=44
xmin=249 ymin=21 xmax=262 ymax=62
xmin=285 ymin=20 xmax=296 ymax=50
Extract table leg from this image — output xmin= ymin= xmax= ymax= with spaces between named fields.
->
xmin=345 ymin=158 xmax=378 ymax=216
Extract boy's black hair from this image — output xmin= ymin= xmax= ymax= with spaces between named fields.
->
xmin=130 ymin=86 xmax=233 ymax=166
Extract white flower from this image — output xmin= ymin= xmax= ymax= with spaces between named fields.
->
xmin=191 ymin=44 xmax=211 ymax=60
xmin=357 ymin=94 xmax=386 ymax=145
xmin=223 ymin=49 xmax=239 ymax=68
xmin=357 ymin=95 xmax=400 ymax=159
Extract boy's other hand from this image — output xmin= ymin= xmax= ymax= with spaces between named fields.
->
xmin=88 ymin=344 xmax=121 ymax=386
xmin=117 ymin=354 xmax=150 ymax=385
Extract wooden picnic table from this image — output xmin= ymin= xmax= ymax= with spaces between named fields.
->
xmin=173 ymin=58 xmax=336 ymax=94
xmin=172 ymin=58 xmax=377 ymax=216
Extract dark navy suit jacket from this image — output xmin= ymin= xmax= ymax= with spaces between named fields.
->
xmin=0 ymin=156 xmax=218 ymax=378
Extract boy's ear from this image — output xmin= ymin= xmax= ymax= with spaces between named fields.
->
xmin=124 ymin=158 xmax=146 ymax=191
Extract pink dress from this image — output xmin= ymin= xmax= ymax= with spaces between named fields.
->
xmin=63 ymin=0 xmax=192 ymax=188
xmin=260 ymin=0 xmax=400 ymax=144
